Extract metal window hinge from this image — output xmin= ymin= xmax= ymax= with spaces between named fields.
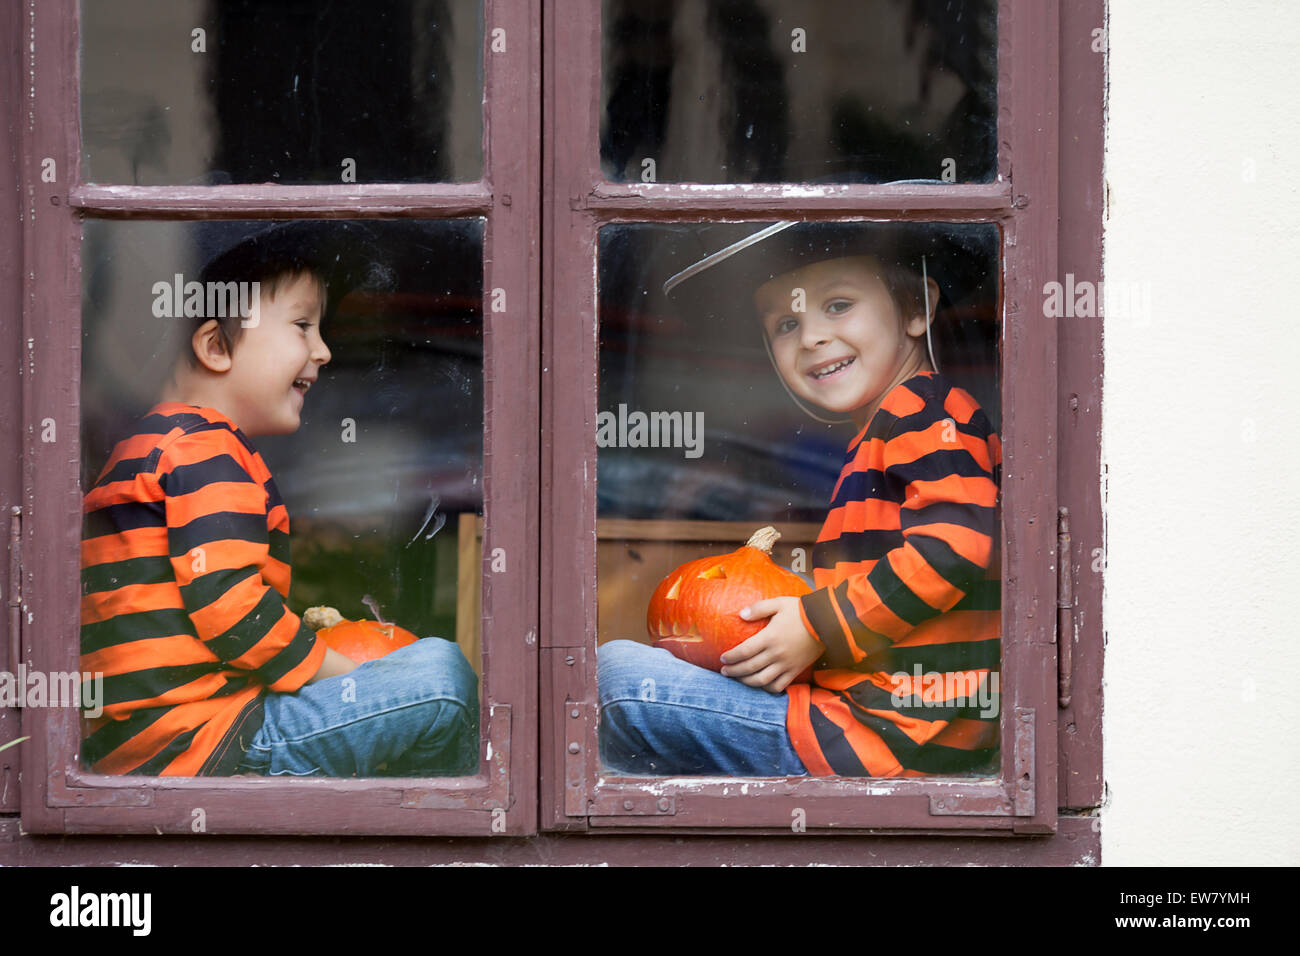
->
xmin=564 ymin=698 xmax=590 ymax=817
xmin=568 ymin=698 xmax=679 ymax=818
xmin=1057 ymin=506 xmax=1074 ymax=708
xmin=1013 ymin=707 xmax=1035 ymax=817
xmin=590 ymin=790 xmax=677 ymax=817
xmin=6 ymin=505 xmax=21 ymax=704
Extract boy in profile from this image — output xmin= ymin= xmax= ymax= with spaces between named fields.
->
xmin=598 ymin=221 xmax=1001 ymax=777
xmin=81 ymin=222 xmax=478 ymax=776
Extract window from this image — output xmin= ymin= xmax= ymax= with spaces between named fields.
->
xmin=18 ymin=0 xmax=538 ymax=836
xmin=8 ymin=0 xmax=1103 ymax=852
xmin=543 ymin=0 xmax=1068 ymax=833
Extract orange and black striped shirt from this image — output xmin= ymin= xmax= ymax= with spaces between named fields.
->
xmin=788 ymin=372 xmax=1001 ymax=777
xmin=80 ymin=402 xmax=325 ymax=775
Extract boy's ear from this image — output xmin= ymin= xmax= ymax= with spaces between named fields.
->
xmin=903 ymin=275 xmax=941 ymax=338
xmin=191 ymin=319 xmax=233 ymax=373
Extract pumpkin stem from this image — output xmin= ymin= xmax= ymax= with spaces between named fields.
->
xmin=745 ymin=526 xmax=781 ymax=554
xmin=303 ymin=605 xmax=344 ymax=630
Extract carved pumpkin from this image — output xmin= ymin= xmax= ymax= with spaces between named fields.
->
xmin=647 ymin=526 xmax=814 ymax=681
xmin=302 ymin=605 xmax=419 ymax=664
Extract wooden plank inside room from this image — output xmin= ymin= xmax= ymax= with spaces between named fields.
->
xmin=595 ymin=519 xmax=821 ymax=645
xmin=456 ymin=513 xmax=483 ymax=677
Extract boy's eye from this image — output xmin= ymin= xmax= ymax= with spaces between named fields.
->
xmin=825 ymin=299 xmax=853 ymax=315
xmin=773 ymin=317 xmax=799 ymax=336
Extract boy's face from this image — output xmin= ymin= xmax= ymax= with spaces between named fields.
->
xmin=753 ymin=255 xmax=930 ymax=428
xmin=220 ymin=271 xmax=330 ymax=437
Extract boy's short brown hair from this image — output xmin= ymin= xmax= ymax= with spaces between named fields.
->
xmin=187 ymin=238 xmax=329 ymax=368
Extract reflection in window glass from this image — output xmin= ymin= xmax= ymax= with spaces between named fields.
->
xmin=80 ymin=218 xmax=484 ymax=777
xmin=601 ymin=0 xmax=997 ymax=184
xmin=595 ymin=221 xmax=1001 ymax=779
xmin=80 ymin=0 xmax=483 ymax=184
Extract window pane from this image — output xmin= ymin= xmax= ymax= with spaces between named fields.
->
xmin=596 ymin=221 xmax=1002 ymax=779
xmin=601 ymin=0 xmax=997 ymax=184
xmin=80 ymin=0 xmax=483 ymax=185
xmin=80 ymin=218 xmax=484 ymax=777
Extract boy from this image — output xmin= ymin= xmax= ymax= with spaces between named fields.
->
xmin=598 ymin=221 xmax=1001 ymax=777
xmin=80 ymin=222 xmax=478 ymax=776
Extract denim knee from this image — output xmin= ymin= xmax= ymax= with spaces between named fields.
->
xmin=596 ymin=641 xmax=689 ymax=754
xmin=406 ymin=637 xmax=478 ymax=710
xmin=374 ymin=639 xmax=479 ymax=775
xmin=597 ymin=639 xmax=660 ymax=706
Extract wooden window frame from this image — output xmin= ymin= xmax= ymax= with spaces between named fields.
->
xmin=14 ymin=0 xmax=541 ymax=836
xmin=540 ymin=0 xmax=1102 ymax=836
xmin=2 ymin=0 xmax=1105 ymax=860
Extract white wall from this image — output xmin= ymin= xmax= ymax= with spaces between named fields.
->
xmin=1103 ymin=0 xmax=1300 ymax=865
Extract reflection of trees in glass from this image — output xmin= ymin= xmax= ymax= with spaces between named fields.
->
xmin=210 ymin=0 xmax=458 ymax=183
xmin=832 ymin=0 xmax=997 ymax=182
xmin=600 ymin=0 xmax=997 ymax=184
xmin=602 ymin=0 xmax=790 ymax=183
xmin=81 ymin=0 xmax=480 ymax=185
xmin=80 ymin=91 xmax=172 ymax=183
xmin=705 ymin=0 xmax=789 ymax=182
xmin=601 ymin=2 xmax=677 ymax=177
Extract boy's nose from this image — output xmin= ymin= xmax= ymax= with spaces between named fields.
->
xmin=312 ymin=337 xmax=331 ymax=366
xmin=800 ymin=314 xmax=832 ymax=348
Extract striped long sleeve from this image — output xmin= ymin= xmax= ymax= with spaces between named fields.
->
xmin=786 ymin=373 xmax=1002 ymax=777
xmin=798 ymin=375 xmax=999 ymax=664
xmin=80 ymin=403 xmax=324 ymax=775
xmin=160 ymin=429 xmax=322 ymax=689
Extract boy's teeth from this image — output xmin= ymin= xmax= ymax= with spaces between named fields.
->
xmin=812 ymin=358 xmax=852 ymax=378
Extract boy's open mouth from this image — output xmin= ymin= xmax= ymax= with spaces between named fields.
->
xmin=808 ymin=357 xmax=855 ymax=380
xmin=292 ymin=378 xmax=312 ymax=392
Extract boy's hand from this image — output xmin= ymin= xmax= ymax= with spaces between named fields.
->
xmin=719 ymin=596 xmax=822 ymax=694
xmin=307 ymin=646 xmax=360 ymax=684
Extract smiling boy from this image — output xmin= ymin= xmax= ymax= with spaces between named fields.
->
xmin=598 ymin=222 xmax=1001 ymax=777
xmin=80 ymin=223 xmax=478 ymax=776
xmin=164 ymin=268 xmax=332 ymax=439
xmin=756 ymin=255 xmax=935 ymax=435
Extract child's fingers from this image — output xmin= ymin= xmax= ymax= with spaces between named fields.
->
xmin=720 ymin=644 xmax=772 ymax=677
xmin=738 ymin=598 xmax=782 ymax=622
xmin=766 ymin=669 xmax=798 ymax=695
xmin=719 ymin=630 xmax=767 ymax=667
xmin=736 ymin=663 xmax=785 ymax=693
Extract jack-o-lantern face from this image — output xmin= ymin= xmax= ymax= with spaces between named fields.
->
xmin=646 ymin=527 xmax=814 ymax=680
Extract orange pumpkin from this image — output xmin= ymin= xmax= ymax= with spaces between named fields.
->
xmin=303 ymin=606 xmax=420 ymax=664
xmin=647 ymin=526 xmax=815 ymax=681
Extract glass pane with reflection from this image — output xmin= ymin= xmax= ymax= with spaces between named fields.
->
xmin=81 ymin=0 xmax=483 ymax=184
xmin=596 ymin=220 xmax=1002 ymax=779
xmin=601 ymin=0 xmax=997 ymax=184
xmin=80 ymin=218 xmax=484 ymax=777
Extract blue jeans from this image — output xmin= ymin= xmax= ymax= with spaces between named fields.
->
xmin=236 ymin=637 xmax=478 ymax=777
xmin=597 ymin=639 xmax=808 ymax=776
